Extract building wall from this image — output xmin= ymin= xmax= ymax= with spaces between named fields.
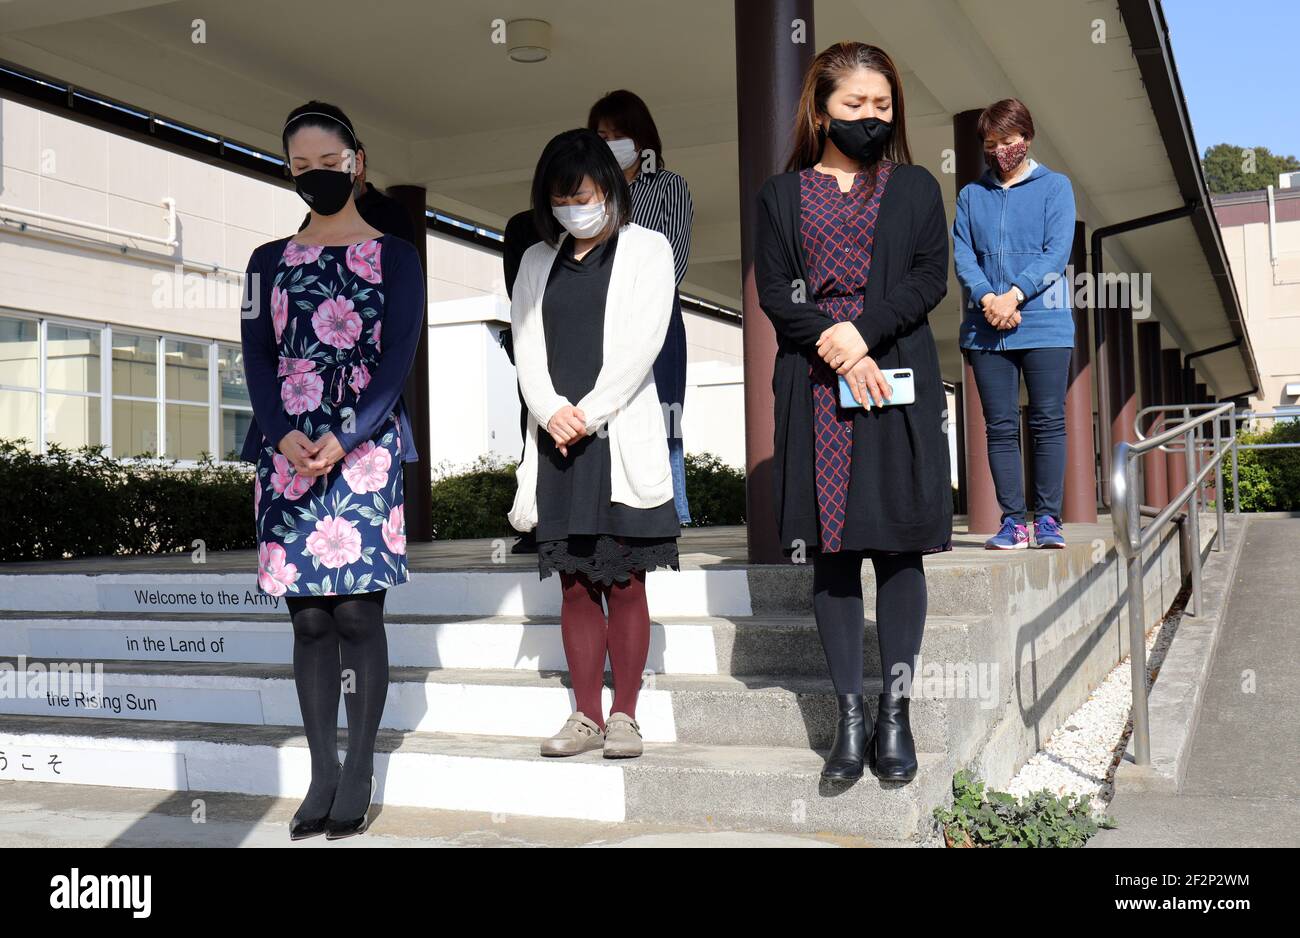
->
xmin=1 ymin=96 xmax=747 ymax=470
xmin=1213 ymin=189 xmax=1300 ymax=413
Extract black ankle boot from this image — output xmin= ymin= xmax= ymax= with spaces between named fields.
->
xmin=871 ymin=693 xmax=918 ymax=782
xmin=821 ymin=694 xmax=871 ymax=781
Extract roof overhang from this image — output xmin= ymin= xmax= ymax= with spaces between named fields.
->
xmin=0 ymin=0 xmax=1258 ymax=395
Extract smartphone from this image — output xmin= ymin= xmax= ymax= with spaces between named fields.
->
xmin=838 ymin=367 xmax=915 ymax=409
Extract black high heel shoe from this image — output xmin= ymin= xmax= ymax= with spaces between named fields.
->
xmin=821 ymin=693 xmax=872 ymax=781
xmin=289 ymin=761 xmax=341 ymax=842
xmin=870 ymin=693 xmax=918 ymax=782
xmin=324 ymin=775 xmax=376 ymax=840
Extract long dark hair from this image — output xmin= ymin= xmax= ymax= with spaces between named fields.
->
xmin=587 ymin=89 xmax=665 ymax=170
xmin=530 ymin=128 xmax=632 ymax=247
xmin=785 ymin=42 xmax=912 ymax=172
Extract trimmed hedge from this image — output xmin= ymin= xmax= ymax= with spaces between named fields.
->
xmin=429 ymin=455 xmax=519 ymax=540
xmin=1223 ymin=418 xmax=1300 ymax=512
xmin=0 ymin=440 xmax=254 ymax=561
xmin=0 ymin=441 xmax=753 ymax=559
xmin=427 ymin=451 xmax=749 ymax=539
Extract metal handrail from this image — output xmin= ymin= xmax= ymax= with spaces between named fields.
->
xmin=1111 ymin=401 xmax=1236 ymax=766
xmin=1118 ymin=401 xmax=1300 ymax=765
xmin=1136 ymin=404 xmax=1300 ymax=515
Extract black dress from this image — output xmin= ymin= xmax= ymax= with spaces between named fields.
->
xmin=534 ymin=232 xmax=680 ymax=585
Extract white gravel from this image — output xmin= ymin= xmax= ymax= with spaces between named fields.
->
xmin=1001 ymin=591 xmax=1186 ymax=813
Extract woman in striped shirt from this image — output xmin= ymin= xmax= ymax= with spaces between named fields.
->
xmin=589 ymin=89 xmax=695 ymax=525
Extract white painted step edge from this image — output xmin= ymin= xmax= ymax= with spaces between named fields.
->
xmin=0 ymin=618 xmax=724 ymax=674
xmin=0 ymin=569 xmax=755 ymax=617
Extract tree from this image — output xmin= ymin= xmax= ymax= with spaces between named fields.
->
xmin=1202 ymin=143 xmax=1300 ymax=195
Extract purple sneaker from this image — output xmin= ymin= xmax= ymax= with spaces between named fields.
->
xmin=985 ymin=517 xmax=1029 ymax=549
xmin=1034 ymin=515 xmax=1066 ymax=548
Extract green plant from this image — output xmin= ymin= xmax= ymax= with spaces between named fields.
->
xmin=933 ymin=770 xmax=1116 ymax=848
xmin=428 ymin=454 xmax=519 ymax=540
xmin=1224 ymin=418 xmax=1300 ymax=512
xmin=682 ymin=452 xmax=745 ymax=526
xmin=0 ymin=440 xmax=254 ymax=561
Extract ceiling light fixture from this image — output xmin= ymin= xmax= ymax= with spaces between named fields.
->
xmin=507 ymin=19 xmax=551 ymax=63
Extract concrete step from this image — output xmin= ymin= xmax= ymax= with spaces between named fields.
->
xmin=0 ymin=714 xmax=951 ymax=841
xmin=0 ymin=554 xmax=1012 ymax=618
xmin=0 ymin=781 xmax=853 ymax=847
xmin=0 ymin=611 xmax=993 ymax=679
xmin=0 ymin=656 xmax=979 ymax=753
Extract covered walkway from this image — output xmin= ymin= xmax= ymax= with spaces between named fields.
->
xmin=0 ymin=0 xmax=1263 ymax=557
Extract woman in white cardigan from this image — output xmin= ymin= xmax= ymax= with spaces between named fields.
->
xmin=510 ymin=129 xmax=680 ymax=759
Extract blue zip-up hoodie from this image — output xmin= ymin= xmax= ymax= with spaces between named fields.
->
xmin=953 ymin=160 xmax=1076 ymax=350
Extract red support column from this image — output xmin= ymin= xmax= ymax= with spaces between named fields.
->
xmin=735 ymin=0 xmax=815 ymax=563
xmin=1162 ymin=349 xmax=1188 ymax=499
xmin=953 ymin=382 xmax=968 ymax=514
xmin=954 ymin=109 xmax=1000 ymax=534
xmin=1109 ymin=303 xmax=1139 ymax=463
xmin=1194 ymin=382 xmax=1214 ymax=501
xmin=1063 ymin=221 xmax=1098 ymax=522
xmin=1095 ymin=297 xmax=1138 ymax=510
xmin=1136 ymin=322 xmax=1168 ymax=509
xmin=387 ymin=184 xmax=432 ymax=542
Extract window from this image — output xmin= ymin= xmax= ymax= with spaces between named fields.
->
xmin=218 ymin=343 xmax=252 ymax=459
xmin=0 ymin=316 xmax=40 ymax=448
xmin=0 ymin=311 xmax=253 ymax=464
xmin=45 ymin=322 xmax=102 ymax=449
xmin=111 ymin=331 xmax=159 ymax=457
xmin=163 ymin=338 xmax=209 ymax=459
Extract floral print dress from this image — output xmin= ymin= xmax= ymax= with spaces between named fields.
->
xmin=253 ymin=236 xmax=408 ymax=597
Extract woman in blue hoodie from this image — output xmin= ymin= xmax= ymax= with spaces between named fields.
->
xmin=952 ymin=98 xmax=1076 ymax=549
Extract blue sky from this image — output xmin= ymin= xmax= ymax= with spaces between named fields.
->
xmin=1164 ymin=0 xmax=1300 ymax=160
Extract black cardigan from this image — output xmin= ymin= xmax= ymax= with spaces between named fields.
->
xmin=754 ymin=162 xmax=953 ymax=554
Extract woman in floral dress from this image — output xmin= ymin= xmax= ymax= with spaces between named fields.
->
xmin=239 ymin=102 xmax=424 ymax=841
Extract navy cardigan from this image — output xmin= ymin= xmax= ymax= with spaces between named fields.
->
xmin=237 ymin=234 xmax=424 ymax=463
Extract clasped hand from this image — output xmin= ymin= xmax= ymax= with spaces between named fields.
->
xmin=981 ymin=291 xmax=1021 ymax=330
xmin=814 ymin=321 xmax=892 ymax=405
xmin=814 ymin=321 xmax=868 ymax=375
xmin=278 ymin=429 xmax=345 ymax=477
xmin=546 ymin=404 xmax=587 ymax=457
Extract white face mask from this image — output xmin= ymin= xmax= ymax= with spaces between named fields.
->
xmin=552 ymin=200 xmax=608 ymax=239
xmin=606 ymin=137 xmax=639 ymax=170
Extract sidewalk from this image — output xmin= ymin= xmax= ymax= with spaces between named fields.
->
xmin=0 ymin=782 xmax=850 ymax=848
xmin=1091 ymin=515 xmax=1300 ymax=848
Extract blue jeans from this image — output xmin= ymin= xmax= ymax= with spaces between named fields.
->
xmin=667 ymin=435 xmax=691 ymax=524
xmin=654 ymin=291 xmax=691 ymax=525
xmin=966 ymin=346 xmax=1072 ymax=524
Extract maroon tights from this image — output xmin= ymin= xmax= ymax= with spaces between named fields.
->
xmin=558 ymin=570 xmax=651 ymax=729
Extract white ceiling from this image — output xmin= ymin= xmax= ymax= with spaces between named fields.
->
xmin=0 ymin=0 xmax=1253 ymax=393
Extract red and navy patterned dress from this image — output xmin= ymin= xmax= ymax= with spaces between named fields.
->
xmin=800 ymin=162 xmax=952 ymax=556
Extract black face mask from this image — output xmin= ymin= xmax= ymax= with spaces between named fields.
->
xmin=824 ymin=116 xmax=894 ymax=165
xmin=292 ymin=168 xmax=354 ymax=216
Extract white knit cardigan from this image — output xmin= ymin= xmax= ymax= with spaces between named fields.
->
xmin=508 ymin=223 xmax=677 ymax=532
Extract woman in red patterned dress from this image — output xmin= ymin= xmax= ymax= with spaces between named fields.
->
xmin=755 ymin=43 xmax=952 ymax=784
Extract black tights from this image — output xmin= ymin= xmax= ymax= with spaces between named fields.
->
xmin=284 ymin=590 xmax=388 ymax=821
xmin=812 ymin=549 xmax=927 ymax=697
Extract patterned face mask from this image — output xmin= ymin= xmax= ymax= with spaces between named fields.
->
xmin=985 ymin=140 xmax=1029 ymax=174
